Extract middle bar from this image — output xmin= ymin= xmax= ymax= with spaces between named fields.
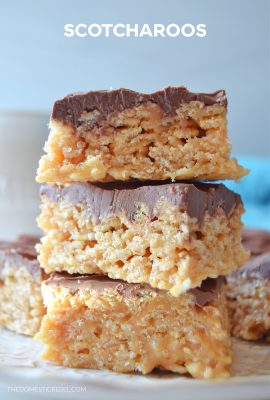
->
xmin=37 ymin=181 xmax=249 ymax=296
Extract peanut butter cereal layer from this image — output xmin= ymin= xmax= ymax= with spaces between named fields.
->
xmin=0 ymin=236 xmax=45 ymax=336
xmin=36 ymin=273 xmax=231 ymax=378
xmin=36 ymin=87 xmax=247 ymax=183
xmin=37 ymin=182 xmax=248 ymax=296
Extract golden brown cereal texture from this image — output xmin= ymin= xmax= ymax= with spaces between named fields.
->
xmin=0 ymin=256 xmax=45 ymax=336
xmin=227 ymin=276 xmax=270 ymax=341
xmin=36 ymin=280 xmax=231 ymax=378
xmin=36 ymin=102 xmax=248 ymax=183
xmin=37 ymin=197 xmax=249 ymax=296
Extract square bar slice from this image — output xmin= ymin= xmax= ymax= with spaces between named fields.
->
xmin=36 ymin=87 xmax=248 ymax=184
xmin=227 ymin=229 xmax=270 ymax=341
xmin=37 ymin=182 xmax=249 ymax=296
xmin=36 ymin=274 xmax=231 ymax=378
xmin=0 ymin=235 xmax=45 ymax=336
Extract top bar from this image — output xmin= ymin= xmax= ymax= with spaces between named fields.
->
xmin=36 ymin=86 xmax=248 ymax=183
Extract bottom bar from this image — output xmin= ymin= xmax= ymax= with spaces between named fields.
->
xmin=36 ymin=273 xmax=231 ymax=378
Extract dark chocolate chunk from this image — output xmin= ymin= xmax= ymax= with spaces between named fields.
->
xmin=40 ymin=181 xmax=242 ymax=224
xmin=51 ymin=87 xmax=227 ymax=128
xmin=44 ymin=272 xmax=223 ymax=307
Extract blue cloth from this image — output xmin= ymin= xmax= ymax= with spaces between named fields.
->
xmin=223 ymin=156 xmax=270 ymax=230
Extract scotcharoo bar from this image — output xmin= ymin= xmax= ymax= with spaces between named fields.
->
xmin=36 ymin=87 xmax=248 ymax=183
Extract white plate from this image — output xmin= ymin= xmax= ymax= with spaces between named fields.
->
xmin=0 ymin=328 xmax=269 ymax=400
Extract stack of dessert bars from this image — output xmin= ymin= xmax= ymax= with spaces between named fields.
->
xmin=35 ymin=87 xmax=249 ymax=378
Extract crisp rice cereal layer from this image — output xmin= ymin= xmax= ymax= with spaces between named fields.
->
xmin=37 ymin=197 xmax=248 ymax=296
xmin=36 ymin=275 xmax=231 ymax=378
xmin=0 ymin=253 xmax=45 ymax=336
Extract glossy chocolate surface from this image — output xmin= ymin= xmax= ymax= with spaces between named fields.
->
xmin=41 ymin=181 xmax=242 ymax=224
xmin=44 ymin=272 xmax=223 ymax=307
xmin=51 ymin=87 xmax=227 ymax=128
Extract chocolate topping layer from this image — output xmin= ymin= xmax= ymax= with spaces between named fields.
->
xmin=231 ymin=252 xmax=270 ymax=281
xmin=231 ymin=229 xmax=270 ymax=281
xmin=44 ymin=273 xmax=223 ymax=307
xmin=0 ymin=235 xmax=39 ymax=260
xmin=0 ymin=235 xmax=41 ymax=278
xmin=40 ymin=181 xmax=242 ymax=224
xmin=51 ymin=87 xmax=227 ymax=128
xmin=242 ymin=229 xmax=270 ymax=257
